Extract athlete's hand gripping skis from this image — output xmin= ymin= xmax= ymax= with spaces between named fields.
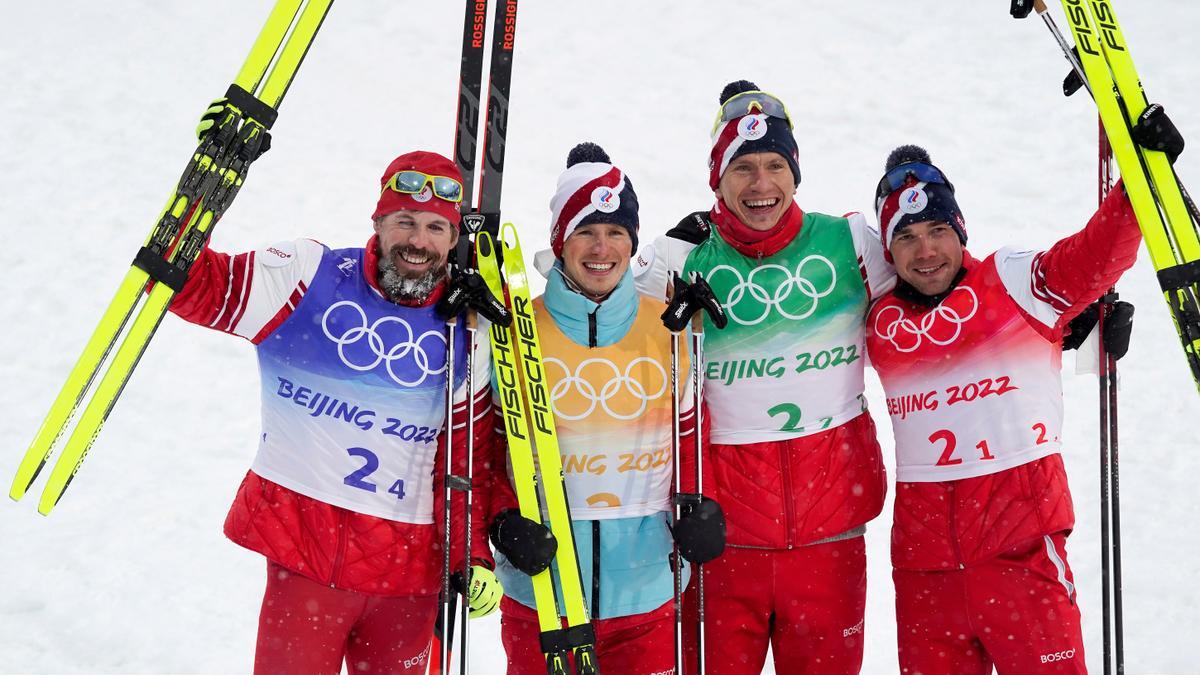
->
xmin=9 ymin=0 xmax=334 ymax=514
xmin=478 ymin=226 xmax=601 ymax=675
xmin=1018 ymin=0 xmax=1200 ymax=394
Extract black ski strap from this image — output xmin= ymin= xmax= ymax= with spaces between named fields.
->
xmin=1156 ymin=259 xmax=1200 ymax=292
xmin=224 ymin=83 xmax=279 ymax=129
xmin=133 ymin=247 xmax=189 ymax=292
xmin=539 ymin=623 xmax=597 ymax=655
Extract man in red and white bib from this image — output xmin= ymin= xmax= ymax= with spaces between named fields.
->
xmin=865 ymin=144 xmax=1144 ymax=674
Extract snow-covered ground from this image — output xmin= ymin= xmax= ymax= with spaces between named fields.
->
xmin=2 ymin=2 xmax=1197 ymax=673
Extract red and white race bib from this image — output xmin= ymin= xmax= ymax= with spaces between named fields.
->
xmin=867 ymin=254 xmax=1064 ymax=482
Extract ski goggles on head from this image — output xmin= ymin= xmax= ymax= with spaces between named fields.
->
xmin=874 ymin=162 xmax=954 ymax=205
xmin=382 ymin=170 xmax=464 ymax=203
xmin=711 ymin=90 xmax=794 ymax=134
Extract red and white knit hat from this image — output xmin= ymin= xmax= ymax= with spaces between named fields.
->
xmin=708 ymin=80 xmax=801 ymax=191
xmin=548 ymin=142 xmax=639 ymax=258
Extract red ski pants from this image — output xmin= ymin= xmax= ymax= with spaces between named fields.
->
xmin=683 ymin=537 xmax=867 ymax=675
xmin=893 ymin=532 xmax=1086 ymax=674
xmin=499 ymin=596 xmax=676 ymax=674
xmin=254 ymin=560 xmax=438 ymax=675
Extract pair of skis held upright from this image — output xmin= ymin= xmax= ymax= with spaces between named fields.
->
xmin=1030 ymin=0 xmax=1200 ymax=393
xmin=436 ymin=0 xmax=606 ymax=671
xmin=9 ymin=0 xmax=334 ymax=514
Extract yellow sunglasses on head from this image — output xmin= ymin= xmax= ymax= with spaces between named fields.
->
xmin=382 ymin=170 xmax=464 ymax=203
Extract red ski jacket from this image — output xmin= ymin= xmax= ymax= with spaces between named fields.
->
xmin=170 ymin=236 xmax=496 ymax=596
xmin=705 ymin=412 xmax=886 ymax=549
xmin=872 ymin=185 xmax=1140 ymax=571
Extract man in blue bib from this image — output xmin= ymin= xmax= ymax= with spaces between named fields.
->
xmin=169 ymin=150 xmax=501 ymax=674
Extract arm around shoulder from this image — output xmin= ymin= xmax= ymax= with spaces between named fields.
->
xmin=846 ymin=211 xmax=896 ymax=301
xmin=633 ymin=211 xmax=708 ymax=302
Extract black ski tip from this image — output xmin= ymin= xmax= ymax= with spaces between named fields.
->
xmin=720 ymin=79 xmax=759 ymax=104
xmin=566 ymin=142 xmax=611 ymax=167
xmin=885 ymin=144 xmax=932 ymax=171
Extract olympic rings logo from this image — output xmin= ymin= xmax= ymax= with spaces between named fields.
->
xmin=321 ymin=300 xmax=447 ymax=386
xmin=872 ymin=286 xmax=979 ymax=353
xmin=707 ymin=255 xmax=837 ymax=326
xmin=543 ymin=356 xmax=669 ymax=421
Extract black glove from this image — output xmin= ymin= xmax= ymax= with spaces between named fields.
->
xmin=489 ymin=509 xmax=557 ymax=576
xmin=1062 ymin=47 xmax=1086 ymax=98
xmin=195 ymin=97 xmax=272 ymax=161
xmin=661 ymin=272 xmax=728 ymax=331
xmin=1063 ymin=300 xmax=1134 ymax=360
xmin=1102 ymin=300 xmax=1135 ymax=359
xmin=1010 ymin=0 xmax=1034 ymax=20
xmin=1132 ymin=103 xmax=1185 ymax=164
xmin=671 ymin=496 xmax=726 ymax=565
xmin=666 ymin=210 xmax=713 ymax=245
xmin=1062 ymin=304 xmax=1099 ymax=352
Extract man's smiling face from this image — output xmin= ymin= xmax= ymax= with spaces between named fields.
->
xmin=716 ymin=151 xmax=796 ymax=231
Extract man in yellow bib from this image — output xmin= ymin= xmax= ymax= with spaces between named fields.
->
xmin=487 ymin=142 xmax=724 ymax=672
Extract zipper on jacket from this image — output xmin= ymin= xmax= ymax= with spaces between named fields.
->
xmin=779 ymin=442 xmax=795 ymax=549
xmin=331 ymin=509 xmax=349 ymax=586
xmin=588 ymin=309 xmax=598 ymax=348
xmin=947 ymin=483 xmax=965 ymax=569
xmin=591 ymin=522 xmax=601 ymax=617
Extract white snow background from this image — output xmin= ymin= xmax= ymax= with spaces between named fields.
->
xmin=2 ymin=1 xmax=1198 ymax=673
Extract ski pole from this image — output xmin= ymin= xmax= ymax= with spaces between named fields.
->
xmin=664 ymin=274 xmax=687 ymax=673
xmin=436 ymin=245 xmax=513 ymax=675
xmin=458 ymin=309 xmax=478 ymax=675
xmin=685 ymin=271 xmax=725 ymax=675
xmin=1097 ymin=119 xmax=1125 ymax=675
xmin=661 ymin=272 xmax=727 ymax=674
xmin=438 ymin=312 xmax=460 ymax=674
xmin=690 ymin=304 xmax=708 ymax=675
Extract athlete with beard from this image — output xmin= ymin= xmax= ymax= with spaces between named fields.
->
xmin=486 ymin=143 xmax=723 ymax=673
xmin=167 ymin=150 xmax=502 ymax=674
xmin=636 ymin=80 xmax=895 ymax=674
xmin=864 ymin=136 xmax=1171 ymax=673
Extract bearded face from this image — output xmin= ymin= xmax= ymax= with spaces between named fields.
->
xmin=377 ymin=244 xmax=448 ymax=303
xmin=372 ymin=210 xmax=458 ymax=304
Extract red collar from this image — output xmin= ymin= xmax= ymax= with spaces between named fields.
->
xmin=709 ymin=200 xmax=805 ymax=258
xmin=363 ymin=235 xmax=446 ymax=308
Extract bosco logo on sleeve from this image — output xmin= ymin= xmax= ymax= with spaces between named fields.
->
xmin=260 ymin=241 xmax=297 ymax=268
